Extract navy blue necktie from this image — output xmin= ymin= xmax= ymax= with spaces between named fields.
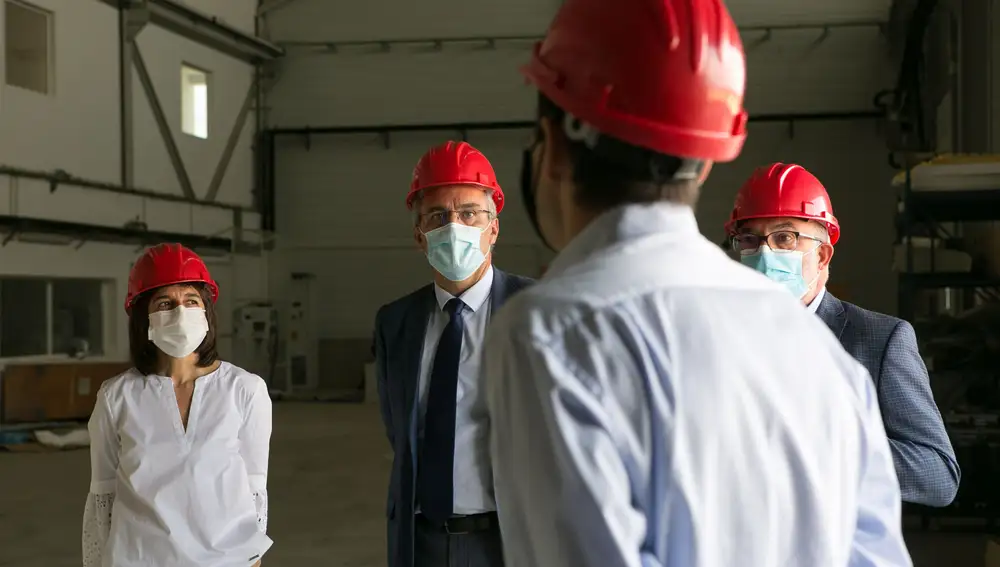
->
xmin=418 ymin=298 xmax=467 ymax=523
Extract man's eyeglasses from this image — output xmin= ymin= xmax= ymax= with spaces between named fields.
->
xmin=418 ymin=209 xmax=493 ymax=231
xmin=731 ymin=230 xmax=824 ymax=254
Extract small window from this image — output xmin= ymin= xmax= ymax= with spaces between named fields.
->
xmin=52 ymin=279 xmax=105 ymax=357
xmin=0 ymin=277 xmax=105 ymax=358
xmin=4 ymin=0 xmax=52 ymax=94
xmin=0 ymin=278 xmax=48 ymax=356
xmin=181 ymin=65 xmax=210 ymax=139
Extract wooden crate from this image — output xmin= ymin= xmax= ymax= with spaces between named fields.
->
xmin=0 ymin=361 xmax=131 ymax=424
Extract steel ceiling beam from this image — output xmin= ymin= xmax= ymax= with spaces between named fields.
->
xmin=0 ymin=165 xmax=252 ymax=212
xmin=99 ymin=0 xmax=284 ymax=63
xmin=257 ymin=0 xmax=301 ymax=17
xmin=131 ymin=43 xmax=196 ymax=199
xmin=205 ymin=78 xmax=258 ymax=202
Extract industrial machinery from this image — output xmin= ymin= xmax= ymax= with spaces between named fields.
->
xmin=283 ymin=273 xmax=319 ymax=394
xmin=232 ymin=302 xmax=279 ymax=387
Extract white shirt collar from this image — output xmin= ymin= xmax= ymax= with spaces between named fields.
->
xmin=545 ymin=203 xmax=699 ymax=280
xmin=807 ymin=286 xmax=827 ymax=314
xmin=434 ymin=265 xmax=494 ymax=313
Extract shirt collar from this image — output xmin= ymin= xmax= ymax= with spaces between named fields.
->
xmin=806 ymin=286 xmax=827 ymax=314
xmin=545 ymin=202 xmax=701 ymax=279
xmin=434 ymin=265 xmax=494 ymax=313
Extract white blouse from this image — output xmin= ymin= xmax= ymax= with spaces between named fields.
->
xmin=82 ymin=361 xmax=273 ymax=567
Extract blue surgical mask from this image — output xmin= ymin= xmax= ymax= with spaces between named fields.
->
xmin=423 ymin=223 xmax=487 ymax=281
xmin=740 ymin=247 xmax=819 ymax=299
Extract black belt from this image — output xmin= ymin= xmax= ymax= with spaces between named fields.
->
xmin=416 ymin=511 xmax=498 ymax=534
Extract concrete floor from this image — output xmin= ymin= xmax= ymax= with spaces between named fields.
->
xmin=0 ymin=401 xmax=992 ymax=567
xmin=0 ymin=403 xmax=389 ymax=567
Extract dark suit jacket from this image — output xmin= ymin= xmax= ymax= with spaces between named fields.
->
xmin=372 ymin=268 xmax=533 ymax=567
xmin=815 ymin=292 xmax=960 ymax=506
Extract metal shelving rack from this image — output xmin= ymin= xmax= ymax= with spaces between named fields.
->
xmin=897 ymin=161 xmax=1000 ymax=530
xmin=896 ymin=164 xmax=1000 ymax=321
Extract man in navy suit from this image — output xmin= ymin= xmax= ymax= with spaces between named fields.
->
xmin=373 ymin=141 xmax=533 ymax=567
xmin=726 ymin=162 xmax=960 ymax=507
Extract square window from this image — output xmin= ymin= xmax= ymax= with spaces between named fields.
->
xmin=0 ymin=277 xmax=107 ymax=358
xmin=4 ymin=0 xmax=53 ymax=94
xmin=52 ymin=279 xmax=104 ymax=357
xmin=0 ymin=278 xmax=49 ymax=356
xmin=181 ymin=65 xmax=210 ymax=139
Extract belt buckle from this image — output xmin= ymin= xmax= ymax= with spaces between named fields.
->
xmin=443 ymin=517 xmax=469 ymax=535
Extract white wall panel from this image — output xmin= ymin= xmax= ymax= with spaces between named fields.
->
xmin=0 ymin=1 xmax=119 ymax=182
xmin=266 ymin=0 xmax=899 ymax=341
xmin=273 ymin=119 xmax=896 ymax=339
xmin=0 ymin=0 xmax=264 ymax=361
xmin=134 ymin=25 xmax=256 ymax=207
xmin=269 ymin=27 xmax=891 ymax=127
xmin=0 ymin=0 xmax=257 ymax=220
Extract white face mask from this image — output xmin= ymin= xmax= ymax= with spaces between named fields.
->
xmin=148 ymin=306 xmax=209 ymax=359
xmin=423 ymin=223 xmax=488 ymax=282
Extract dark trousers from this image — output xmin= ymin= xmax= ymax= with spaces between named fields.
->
xmin=414 ymin=514 xmax=505 ymax=567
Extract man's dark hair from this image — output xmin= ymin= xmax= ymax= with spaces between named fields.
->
xmin=538 ymin=94 xmax=704 ymax=211
xmin=128 ymin=282 xmax=219 ymax=376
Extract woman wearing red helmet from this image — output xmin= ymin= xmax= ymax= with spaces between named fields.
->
xmin=82 ymin=243 xmax=272 ymax=567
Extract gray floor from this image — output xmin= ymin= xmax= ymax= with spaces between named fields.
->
xmin=0 ymin=402 xmax=992 ymax=567
xmin=0 ymin=403 xmax=389 ymax=567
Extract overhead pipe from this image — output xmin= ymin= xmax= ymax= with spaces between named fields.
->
xmin=267 ymin=110 xmax=884 ymax=147
xmin=0 ymin=215 xmax=233 ymax=254
xmin=259 ymin=110 xmax=883 ymax=233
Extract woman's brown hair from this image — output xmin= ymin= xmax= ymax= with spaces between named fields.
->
xmin=127 ymin=283 xmax=219 ymax=376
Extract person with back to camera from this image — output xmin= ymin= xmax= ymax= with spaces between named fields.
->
xmin=482 ymin=0 xmax=913 ymax=566
xmin=82 ymin=243 xmax=273 ymax=567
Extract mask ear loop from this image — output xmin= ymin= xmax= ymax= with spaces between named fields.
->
xmin=799 ymin=240 xmax=826 ymax=299
xmin=562 ymin=113 xmax=599 ymax=148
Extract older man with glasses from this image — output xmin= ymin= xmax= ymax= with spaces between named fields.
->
xmin=372 ymin=140 xmax=533 ymax=567
xmin=726 ymin=162 xmax=959 ymax=508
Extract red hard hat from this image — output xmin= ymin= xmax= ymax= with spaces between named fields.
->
xmin=125 ymin=243 xmax=219 ymax=314
xmin=522 ymin=0 xmax=748 ymax=162
xmin=725 ymin=163 xmax=841 ymax=245
xmin=406 ymin=141 xmax=505 ymax=213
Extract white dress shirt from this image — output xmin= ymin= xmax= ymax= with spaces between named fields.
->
xmin=417 ymin=265 xmax=495 ymax=515
xmin=485 ymin=203 xmax=911 ymax=567
xmin=84 ymin=361 xmax=273 ymax=567
xmin=807 ymin=286 xmax=827 ymax=314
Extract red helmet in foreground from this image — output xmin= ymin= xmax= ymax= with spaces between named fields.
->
xmin=521 ymin=0 xmax=748 ymax=162
xmin=125 ymin=243 xmax=219 ymax=314
xmin=407 ymin=141 xmax=505 ymax=213
xmin=726 ymin=163 xmax=841 ymax=245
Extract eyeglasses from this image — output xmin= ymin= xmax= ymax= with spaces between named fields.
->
xmin=731 ymin=230 xmax=824 ymax=254
xmin=418 ymin=209 xmax=494 ymax=231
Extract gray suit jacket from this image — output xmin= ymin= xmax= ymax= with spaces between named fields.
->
xmin=373 ymin=268 xmax=534 ymax=567
xmin=816 ymin=292 xmax=960 ymax=507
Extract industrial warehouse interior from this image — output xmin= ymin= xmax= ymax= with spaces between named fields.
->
xmin=0 ymin=0 xmax=998 ymax=565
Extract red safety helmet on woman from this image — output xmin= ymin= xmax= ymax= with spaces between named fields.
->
xmin=725 ymin=163 xmax=841 ymax=245
xmin=406 ymin=141 xmax=505 ymax=213
xmin=125 ymin=243 xmax=219 ymax=314
xmin=521 ymin=0 xmax=748 ymax=162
